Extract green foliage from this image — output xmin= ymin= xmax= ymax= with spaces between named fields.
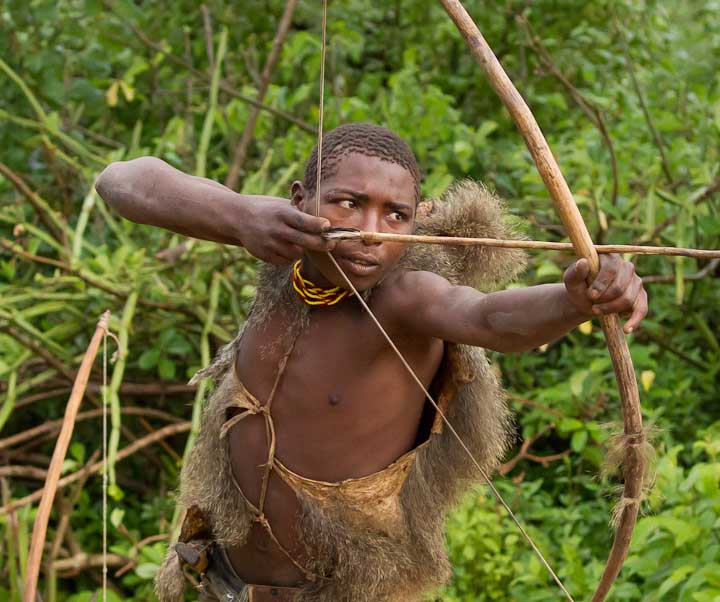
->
xmin=1 ymin=0 xmax=719 ymax=600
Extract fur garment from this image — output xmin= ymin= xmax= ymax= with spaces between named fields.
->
xmin=155 ymin=181 xmax=527 ymax=602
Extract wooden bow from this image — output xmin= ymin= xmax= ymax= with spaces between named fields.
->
xmin=439 ymin=2 xmax=646 ymax=600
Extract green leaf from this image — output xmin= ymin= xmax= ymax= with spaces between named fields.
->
xmin=135 ymin=562 xmax=159 ymax=580
xmin=158 ymin=357 xmax=176 ymax=380
xmin=110 ymin=508 xmax=125 ymax=529
xmin=138 ymin=348 xmax=159 ymax=370
xmin=571 ymin=430 xmax=588 ymax=453
xmin=570 ymin=369 xmax=590 ymax=397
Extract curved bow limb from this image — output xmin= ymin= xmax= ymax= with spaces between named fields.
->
xmin=438 ymin=1 xmax=646 ymax=600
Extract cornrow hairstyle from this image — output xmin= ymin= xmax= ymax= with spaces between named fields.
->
xmin=303 ymin=123 xmax=421 ymax=202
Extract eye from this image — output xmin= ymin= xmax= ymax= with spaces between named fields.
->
xmin=338 ymin=199 xmax=357 ymax=210
xmin=389 ymin=211 xmax=408 ymax=221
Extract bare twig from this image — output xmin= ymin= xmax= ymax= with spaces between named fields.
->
xmin=617 ymin=30 xmax=675 ymax=187
xmin=499 ymin=423 xmax=567 ymax=475
xmin=0 ymin=421 xmax=191 ymax=515
xmin=200 ymin=5 xmax=215 ymax=70
xmin=225 ymin=0 xmax=298 ymax=189
xmin=0 ymin=162 xmax=67 ymax=244
xmin=507 ymin=392 xmax=565 ymax=419
xmin=0 ymin=237 xmax=195 ymax=317
xmin=24 ymin=311 xmax=110 ymax=602
xmin=113 ymin=533 xmax=169 ymax=577
xmin=52 ymin=553 xmax=129 ymax=573
xmin=89 ymin=381 xmax=196 ymax=395
xmin=0 ymin=325 xmax=76 ymax=381
xmin=138 ymin=416 xmax=182 ymax=462
xmin=643 ymin=257 xmax=719 ymax=284
xmin=0 ymin=465 xmax=49 ymax=480
xmin=640 ymin=175 xmax=720 ymax=243
xmin=0 ymin=406 xmax=183 ymax=451
xmin=46 ymin=449 xmax=102 ymax=596
xmin=517 ymin=15 xmax=619 ymax=209
xmin=104 ymin=1 xmax=314 ymax=133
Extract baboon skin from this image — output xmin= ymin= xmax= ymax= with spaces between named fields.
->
xmin=155 ymin=181 xmax=527 ymax=602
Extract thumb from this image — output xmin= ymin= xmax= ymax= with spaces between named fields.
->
xmin=564 ymin=258 xmax=590 ymax=288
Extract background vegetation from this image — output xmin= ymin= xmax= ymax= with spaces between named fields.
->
xmin=1 ymin=1 xmax=718 ymax=601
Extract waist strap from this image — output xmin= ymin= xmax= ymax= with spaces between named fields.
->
xmin=201 ymin=543 xmax=302 ymax=602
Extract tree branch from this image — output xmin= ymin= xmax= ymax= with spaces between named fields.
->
xmin=0 ymin=421 xmax=191 ymax=515
xmin=225 ymin=0 xmax=298 ymax=189
xmin=104 ymin=1 xmax=314 ymax=134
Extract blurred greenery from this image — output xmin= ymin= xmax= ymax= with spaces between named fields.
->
xmin=0 ymin=1 xmax=718 ymax=601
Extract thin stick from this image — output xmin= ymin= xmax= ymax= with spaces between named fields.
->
xmin=23 ymin=311 xmax=110 ymax=602
xmin=225 ymin=0 xmax=298 ymax=189
xmin=324 ymin=229 xmax=720 ymax=259
xmin=0 ymin=421 xmax=191 ymax=516
xmin=0 ymin=407 xmax=183 ymax=451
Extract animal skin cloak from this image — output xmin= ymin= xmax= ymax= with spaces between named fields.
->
xmin=156 ymin=181 xmax=527 ymax=602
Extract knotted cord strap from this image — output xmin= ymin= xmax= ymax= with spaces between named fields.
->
xmin=312 ymin=5 xmax=574 ymax=600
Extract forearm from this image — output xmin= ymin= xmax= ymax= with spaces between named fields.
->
xmin=95 ymin=157 xmax=254 ymax=245
xmin=473 ymin=284 xmax=590 ymax=352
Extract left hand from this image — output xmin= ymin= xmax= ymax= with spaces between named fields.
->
xmin=564 ymin=254 xmax=648 ymax=334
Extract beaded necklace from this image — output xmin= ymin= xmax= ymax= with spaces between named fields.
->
xmin=291 ymin=260 xmax=354 ymax=306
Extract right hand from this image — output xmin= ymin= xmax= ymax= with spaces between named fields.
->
xmin=240 ymin=196 xmax=335 ymax=264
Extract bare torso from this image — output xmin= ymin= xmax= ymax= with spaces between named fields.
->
xmin=226 ymin=277 xmax=444 ymax=586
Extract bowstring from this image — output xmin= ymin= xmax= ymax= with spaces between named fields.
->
xmin=314 ymin=0 xmax=328 ymax=217
xmin=313 ymin=6 xmax=575 ymax=601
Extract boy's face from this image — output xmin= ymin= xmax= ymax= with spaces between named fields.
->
xmin=292 ymin=152 xmax=417 ymax=291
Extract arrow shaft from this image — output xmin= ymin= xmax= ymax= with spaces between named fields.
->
xmin=325 ymin=230 xmax=720 ymax=259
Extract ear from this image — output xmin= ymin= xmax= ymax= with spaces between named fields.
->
xmin=290 ymin=181 xmax=306 ymax=210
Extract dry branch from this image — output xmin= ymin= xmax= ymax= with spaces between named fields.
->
xmin=24 ymin=311 xmax=110 ymax=602
xmin=0 ymin=421 xmax=191 ymax=515
xmin=0 ymin=406 xmax=183 ymax=450
xmin=103 ymin=1 xmax=314 ymax=133
xmin=517 ymin=15 xmax=619 ymax=210
xmin=225 ymin=0 xmax=298 ymax=189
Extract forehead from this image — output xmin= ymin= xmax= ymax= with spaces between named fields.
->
xmin=322 ymin=152 xmax=417 ymax=203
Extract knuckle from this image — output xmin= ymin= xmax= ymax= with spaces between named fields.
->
xmin=607 ymin=283 xmax=622 ymax=298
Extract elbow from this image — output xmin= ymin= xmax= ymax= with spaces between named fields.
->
xmin=95 ymin=161 xmax=127 ymax=213
xmin=95 ymin=157 xmax=164 ymax=220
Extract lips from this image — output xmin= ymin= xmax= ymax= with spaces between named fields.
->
xmin=337 ymin=252 xmax=381 ymax=277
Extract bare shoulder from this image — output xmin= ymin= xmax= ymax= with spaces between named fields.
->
xmin=372 ymin=268 xmax=454 ymax=326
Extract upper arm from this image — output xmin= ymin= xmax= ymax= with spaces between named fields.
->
xmin=384 ymin=270 xmax=494 ymax=347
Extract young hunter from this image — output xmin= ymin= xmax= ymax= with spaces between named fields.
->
xmin=95 ymin=123 xmax=648 ymax=602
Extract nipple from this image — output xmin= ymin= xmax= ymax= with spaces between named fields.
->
xmin=328 ymin=393 xmax=341 ymax=406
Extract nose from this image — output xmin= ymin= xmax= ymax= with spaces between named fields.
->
xmin=360 ymin=209 xmax=383 ymax=246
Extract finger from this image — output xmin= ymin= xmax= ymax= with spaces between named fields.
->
xmin=596 ymin=261 xmax=636 ymax=303
xmin=264 ymin=252 xmax=294 ymax=265
xmin=284 ymin=208 xmax=331 ymax=234
xmin=276 ymin=243 xmax=305 ymax=262
xmin=282 ymin=226 xmax=335 ymax=253
xmin=624 ymin=289 xmax=648 ymax=334
xmin=588 ymin=254 xmax=620 ymax=300
xmin=592 ymin=275 xmax=642 ymax=316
